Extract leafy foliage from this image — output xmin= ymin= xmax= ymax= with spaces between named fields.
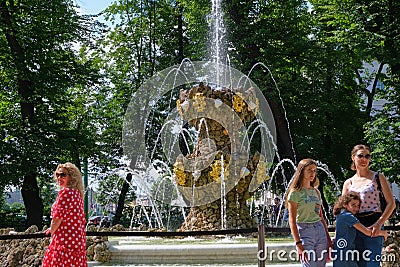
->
xmin=1 ymin=0 xmax=399 ymax=227
xmin=0 ymin=0 xmax=103 ymax=227
xmin=365 ymin=75 xmax=400 ymax=180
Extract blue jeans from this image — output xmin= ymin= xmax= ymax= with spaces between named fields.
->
xmin=297 ymin=221 xmax=328 ymax=267
xmin=355 ymin=231 xmax=383 ymax=267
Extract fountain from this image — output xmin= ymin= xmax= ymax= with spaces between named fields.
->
xmin=0 ymin=1 xmax=355 ymax=266
xmin=86 ymin=0 xmax=344 ymax=264
xmin=172 ymin=82 xmax=274 ymax=230
xmin=122 ymin=60 xmax=279 ymax=231
xmin=116 ymin=0 xmax=341 ymax=232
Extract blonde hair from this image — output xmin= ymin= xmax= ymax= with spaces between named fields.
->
xmin=333 ymin=191 xmax=361 ymax=216
xmin=285 ymin=158 xmax=319 ymax=206
xmin=54 ymin=162 xmax=85 ymax=198
xmin=350 ymin=144 xmax=371 ymax=170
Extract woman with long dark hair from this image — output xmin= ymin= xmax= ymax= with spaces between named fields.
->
xmin=341 ymin=144 xmax=395 ymax=267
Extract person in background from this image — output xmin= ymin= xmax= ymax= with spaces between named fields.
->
xmin=42 ymin=162 xmax=87 ymax=267
xmin=286 ymin=158 xmax=332 ymax=267
xmin=332 ymin=191 xmax=387 ymax=267
xmin=272 ymin=197 xmax=284 ymax=226
xmin=341 ymin=144 xmax=395 ymax=267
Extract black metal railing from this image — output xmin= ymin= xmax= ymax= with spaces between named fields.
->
xmin=2 ymin=225 xmax=400 ymax=240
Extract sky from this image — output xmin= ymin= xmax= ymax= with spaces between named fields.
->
xmin=75 ymin=0 xmax=114 ymax=15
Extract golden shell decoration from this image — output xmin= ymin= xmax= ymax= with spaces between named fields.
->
xmin=233 ymin=93 xmax=246 ymax=113
xmin=173 ymin=161 xmax=187 ymax=186
xmin=176 ymin=99 xmax=183 ymax=117
xmin=256 ymin=160 xmax=270 ymax=184
xmin=193 ymin=92 xmax=206 ymax=112
xmin=209 ymin=159 xmax=229 ymax=182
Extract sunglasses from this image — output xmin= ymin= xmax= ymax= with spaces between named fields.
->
xmin=56 ymin=172 xmax=68 ymax=178
xmin=356 ymin=154 xmax=371 ymax=159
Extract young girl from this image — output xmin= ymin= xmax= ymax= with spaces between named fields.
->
xmin=333 ymin=191 xmax=388 ymax=267
xmin=286 ymin=158 xmax=331 ymax=267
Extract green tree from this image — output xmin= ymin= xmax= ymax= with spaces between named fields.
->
xmin=0 ymin=0 xmax=101 ymax=228
xmin=92 ymin=0 xmax=210 ymax=224
xmin=365 ymin=76 xmax=400 ymax=180
xmin=354 ymin=0 xmax=400 ymax=181
xmin=309 ymin=0 xmax=400 ymax=183
xmin=223 ymin=0 xmax=365 ymax=195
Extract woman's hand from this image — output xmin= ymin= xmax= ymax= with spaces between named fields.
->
xmin=44 ymin=228 xmax=51 ymax=236
xmin=370 ymin=222 xmax=383 ymax=237
xmin=48 ymin=218 xmax=62 ymax=236
xmin=296 ymin=244 xmax=309 ymax=263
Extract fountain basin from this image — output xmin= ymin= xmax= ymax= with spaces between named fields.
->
xmin=90 ymin=238 xmax=296 ymax=265
xmin=110 ymin=243 xmax=257 ymax=264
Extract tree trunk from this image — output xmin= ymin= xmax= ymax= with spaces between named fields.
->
xmin=113 ymin=173 xmax=133 ymax=225
xmin=267 ymin=99 xmax=296 ymax=162
xmin=21 ymin=174 xmax=44 ymax=229
xmin=225 ymin=0 xmax=296 ymax=163
xmin=176 ymin=2 xmax=184 ymax=63
xmin=1 ymin=0 xmax=44 ymax=229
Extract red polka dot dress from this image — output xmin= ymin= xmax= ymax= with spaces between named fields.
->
xmin=42 ymin=187 xmax=87 ymax=267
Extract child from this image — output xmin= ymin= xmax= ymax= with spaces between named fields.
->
xmin=332 ymin=191 xmax=388 ymax=267
xmin=286 ymin=158 xmax=331 ymax=267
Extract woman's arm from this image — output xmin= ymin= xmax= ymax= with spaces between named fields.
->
xmin=49 ymin=218 xmax=62 ymax=235
xmin=378 ymin=173 xmax=396 ymax=224
xmin=341 ymin=179 xmax=351 ymax=196
xmin=288 ymin=201 xmax=300 ymax=243
xmin=288 ymin=201 xmax=308 ymax=263
xmin=370 ymin=173 xmax=396 ymax=236
xmin=353 ymin=222 xmax=387 ymax=239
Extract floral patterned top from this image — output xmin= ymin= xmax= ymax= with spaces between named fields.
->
xmin=348 ymin=173 xmax=380 ymax=213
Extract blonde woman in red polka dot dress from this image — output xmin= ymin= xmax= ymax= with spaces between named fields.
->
xmin=42 ymin=162 xmax=87 ymax=267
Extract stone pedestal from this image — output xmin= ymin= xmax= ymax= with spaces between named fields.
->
xmin=175 ymin=83 xmax=267 ymax=231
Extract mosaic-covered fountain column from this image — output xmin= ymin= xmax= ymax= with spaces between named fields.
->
xmin=174 ymin=83 xmax=269 ymax=231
